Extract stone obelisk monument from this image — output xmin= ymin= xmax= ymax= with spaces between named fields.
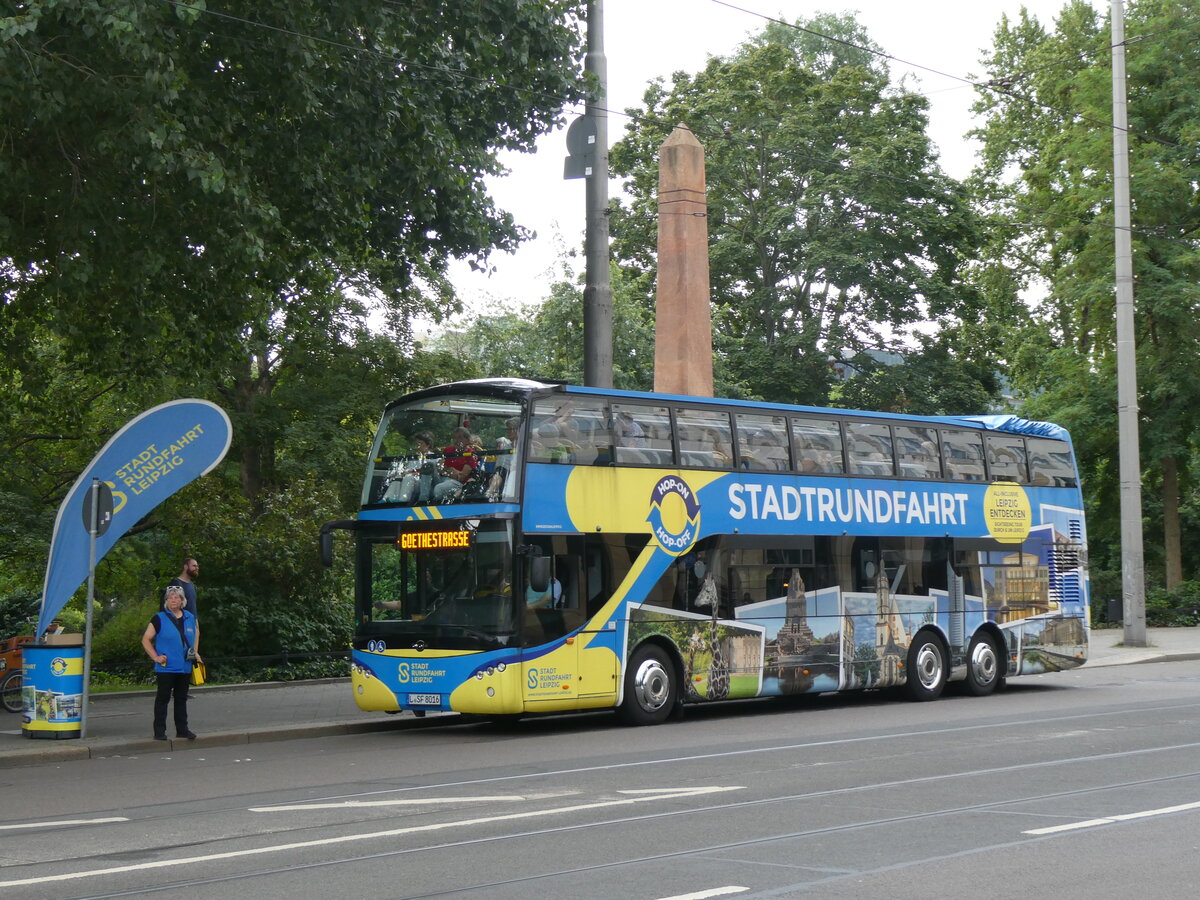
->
xmin=654 ymin=123 xmax=713 ymax=397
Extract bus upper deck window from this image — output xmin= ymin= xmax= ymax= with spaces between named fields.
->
xmin=677 ymin=408 xmax=733 ymax=469
xmin=791 ymin=417 xmax=844 ymax=473
xmin=530 ymin=397 xmax=612 ymax=465
xmin=736 ymin=413 xmax=790 ymax=472
xmin=612 ymin=404 xmax=673 ymax=466
xmin=1027 ymin=438 xmax=1078 ymax=487
xmin=942 ymin=430 xmax=986 ymax=482
xmin=987 ymin=436 xmax=1028 ymax=483
xmin=846 ymin=422 xmax=894 ymax=476
xmin=893 ymin=425 xmax=941 ymax=479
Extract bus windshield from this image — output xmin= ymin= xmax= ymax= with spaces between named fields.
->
xmin=363 ymin=392 xmax=524 ymax=506
xmin=362 ymin=520 xmax=517 ymax=650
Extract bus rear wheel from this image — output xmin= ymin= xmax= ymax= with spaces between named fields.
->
xmin=619 ymin=645 xmax=677 ymax=726
xmin=963 ymin=633 xmax=1003 ymax=696
xmin=904 ymin=633 xmax=946 ymax=701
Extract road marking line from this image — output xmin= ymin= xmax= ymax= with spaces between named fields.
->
xmin=656 ymin=887 xmax=749 ymax=900
xmin=620 ymin=788 xmax=727 ymax=796
xmin=251 ymin=796 xmax=535 ymax=812
xmin=0 ymin=786 xmax=743 ymax=888
xmin=0 ymin=818 xmax=129 ymax=831
xmin=1024 ymin=799 xmax=1200 ymax=835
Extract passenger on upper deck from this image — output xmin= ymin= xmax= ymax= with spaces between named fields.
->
xmin=434 ymin=426 xmax=478 ymax=502
xmin=531 ymin=422 xmax=574 ymax=463
xmin=384 ymin=431 xmax=438 ymax=503
xmin=486 ymin=417 xmax=520 ymax=500
xmin=741 ymin=429 xmax=787 ymax=471
xmin=615 ymin=410 xmax=646 ymax=448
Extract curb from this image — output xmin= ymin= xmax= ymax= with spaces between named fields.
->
xmin=91 ymin=677 xmax=346 ymax=700
xmin=0 ymin=712 xmax=457 ymax=770
xmin=1084 ymin=651 xmax=1200 ymax=669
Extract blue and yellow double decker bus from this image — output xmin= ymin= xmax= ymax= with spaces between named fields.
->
xmin=320 ymin=378 xmax=1089 ymax=725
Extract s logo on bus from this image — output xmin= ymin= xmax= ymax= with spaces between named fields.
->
xmin=527 ymin=669 xmax=539 ymax=689
xmin=396 ymin=662 xmax=410 ymax=683
xmin=647 ymin=475 xmax=701 ymax=556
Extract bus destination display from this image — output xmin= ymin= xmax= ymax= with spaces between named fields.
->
xmin=398 ymin=529 xmax=473 ymax=551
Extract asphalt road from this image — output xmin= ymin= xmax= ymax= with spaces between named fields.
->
xmin=2 ymin=659 xmax=1199 ymax=899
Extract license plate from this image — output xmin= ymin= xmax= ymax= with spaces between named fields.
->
xmin=407 ymin=693 xmax=441 ymax=707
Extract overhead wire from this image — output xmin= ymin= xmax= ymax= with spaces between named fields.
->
xmin=708 ymin=0 xmax=1184 ymax=149
xmin=150 ymin=0 xmax=1194 ymax=249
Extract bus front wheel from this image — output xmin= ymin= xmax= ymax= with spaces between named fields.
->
xmin=619 ymin=645 xmax=677 ymax=726
xmin=904 ymin=633 xmax=947 ymax=702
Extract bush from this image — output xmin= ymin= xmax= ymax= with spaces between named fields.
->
xmin=211 ymin=655 xmax=350 ymax=684
xmin=1145 ymin=581 xmax=1200 ymax=627
xmin=91 ymin=596 xmax=160 ymax=669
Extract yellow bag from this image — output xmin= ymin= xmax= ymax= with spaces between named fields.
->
xmin=190 ymin=661 xmax=206 ymax=686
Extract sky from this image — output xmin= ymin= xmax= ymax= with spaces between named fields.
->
xmin=444 ymin=0 xmax=1101 ymax=315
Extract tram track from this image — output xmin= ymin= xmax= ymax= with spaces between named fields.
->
xmin=50 ymin=763 xmax=1200 ymax=899
xmin=9 ymin=734 xmax=1200 ymax=898
xmin=5 ymin=685 xmax=1200 ymax=898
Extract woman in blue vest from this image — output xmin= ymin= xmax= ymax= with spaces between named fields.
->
xmin=140 ymin=584 xmax=202 ymax=741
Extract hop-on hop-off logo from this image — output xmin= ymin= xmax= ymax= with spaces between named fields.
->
xmin=647 ymin=475 xmax=701 ymax=556
xmin=50 ymin=657 xmax=69 ymax=676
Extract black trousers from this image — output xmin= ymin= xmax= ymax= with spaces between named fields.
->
xmin=153 ymin=672 xmax=190 ymax=737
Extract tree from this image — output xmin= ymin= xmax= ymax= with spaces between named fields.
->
xmin=608 ymin=13 xmax=984 ymax=406
xmin=431 ymin=269 xmax=657 ymax=392
xmin=830 ymin=329 xmax=1003 ymax=416
xmin=0 ymin=2 xmax=588 ymax=661
xmin=972 ymin=0 xmax=1200 ymax=587
xmin=0 ymin=1 xmax=587 ymax=374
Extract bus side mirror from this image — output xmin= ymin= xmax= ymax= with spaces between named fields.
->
xmin=318 ymin=520 xmax=356 ymax=567
xmin=529 ymin=556 xmax=550 ymax=594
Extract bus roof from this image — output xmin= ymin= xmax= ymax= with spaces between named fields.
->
xmin=391 ymin=378 xmax=1070 ymax=443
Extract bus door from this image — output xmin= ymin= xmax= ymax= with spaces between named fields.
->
xmin=520 ymin=538 xmax=617 ymax=707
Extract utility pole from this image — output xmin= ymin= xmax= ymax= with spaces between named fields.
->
xmin=582 ymin=0 xmax=613 ymax=388
xmin=1110 ymin=0 xmax=1146 ymax=646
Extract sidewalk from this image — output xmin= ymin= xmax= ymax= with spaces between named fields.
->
xmin=3 ymin=627 xmax=1198 ymax=769
xmin=1084 ymin=624 xmax=1200 ymax=668
xmin=0 ymin=678 xmax=454 ymax=769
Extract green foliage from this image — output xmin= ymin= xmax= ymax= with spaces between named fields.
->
xmin=91 ymin=595 xmax=159 ymax=670
xmin=1145 ymin=582 xmax=1200 ymax=627
xmin=429 ymin=270 xmax=658 ymax=392
xmin=972 ymin=0 xmax=1200 ymax=583
xmin=52 ymin=599 xmax=89 ymax=635
xmin=0 ymin=2 xmax=587 ymax=668
xmin=829 ymin=331 xmax=1003 ymax=416
xmin=1097 ymin=575 xmax=1200 ymax=628
xmin=609 ymin=13 xmax=985 ymax=407
xmin=0 ymin=589 xmax=39 ymax=640
xmin=0 ymin=1 xmax=587 ymax=375
xmin=215 ymin=656 xmax=351 ymax=684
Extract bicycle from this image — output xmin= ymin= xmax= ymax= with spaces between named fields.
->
xmin=0 ymin=636 xmax=32 ymax=714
